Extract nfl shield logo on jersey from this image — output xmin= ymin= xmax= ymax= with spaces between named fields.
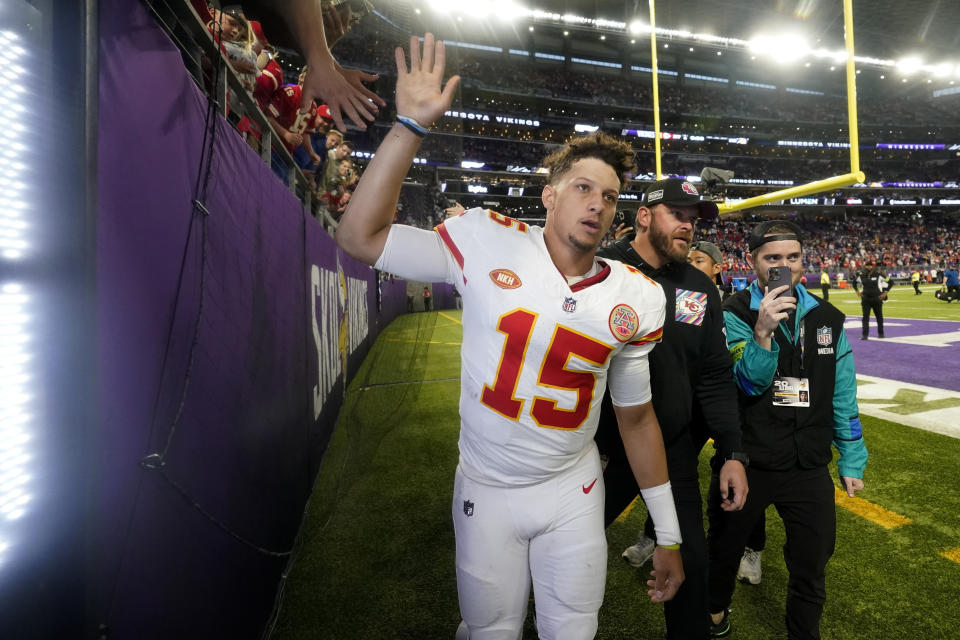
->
xmin=562 ymin=297 xmax=577 ymax=313
xmin=816 ymin=326 xmax=833 ymax=346
xmin=463 ymin=500 xmax=474 ymax=517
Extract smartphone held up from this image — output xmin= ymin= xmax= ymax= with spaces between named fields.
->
xmin=767 ymin=266 xmax=793 ymax=298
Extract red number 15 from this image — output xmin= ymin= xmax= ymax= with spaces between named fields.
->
xmin=480 ymin=309 xmax=614 ymax=430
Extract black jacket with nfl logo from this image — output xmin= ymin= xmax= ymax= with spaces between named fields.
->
xmin=594 ymin=238 xmax=743 ymax=482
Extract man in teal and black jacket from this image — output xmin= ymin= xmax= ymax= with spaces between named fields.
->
xmin=706 ymin=220 xmax=868 ymax=640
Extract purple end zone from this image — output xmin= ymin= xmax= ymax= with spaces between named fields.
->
xmin=846 ymin=317 xmax=960 ymax=392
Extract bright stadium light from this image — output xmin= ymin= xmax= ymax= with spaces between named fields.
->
xmin=749 ymin=34 xmax=809 ymax=63
xmin=932 ymin=63 xmax=954 ymax=78
xmin=896 ymin=56 xmax=923 ymax=75
xmin=0 ymin=279 xmax=33 ymax=565
xmin=628 ymin=20 xmax=647 ymax=34
xmin=428 ymin=0 xmax=528 ymax=19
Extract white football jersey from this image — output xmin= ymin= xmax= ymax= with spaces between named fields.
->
xmin=435 ymin=208 xmax=665 ymax=487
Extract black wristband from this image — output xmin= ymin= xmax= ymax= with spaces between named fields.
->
xmin=397 ymin=119 xmax=426 ymax=138
xmin=725 ymin=451 xmax=750 ymax=467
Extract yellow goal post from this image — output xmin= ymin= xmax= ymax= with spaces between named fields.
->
xmin=646 ymin=0 xmax=865 ymax=213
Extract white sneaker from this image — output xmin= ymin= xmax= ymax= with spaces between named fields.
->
xmin=737 ymin=547 xmax=762 ymax=585
xmin=621 ymin=534 xmax=656 ymax=568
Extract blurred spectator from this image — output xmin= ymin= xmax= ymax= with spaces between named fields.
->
xmin=321 ymin=138 xmax=354 ymax=193
xmin=192 ymin=4 xmax=260 ymax=92
xmin=250 ymin=20 xmax=284 ymax=111
xmin=266 ymin=68 xmax=319 ymax=152
xmin=239 ymin=0 xmax=386 ymax=131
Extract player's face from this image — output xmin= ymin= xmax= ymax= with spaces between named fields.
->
xmin=748 ymin=239 xmax=804 ymax=287
xmin=687 ymin=250 xmax=720 ymax=279
xmin=542 ymin=157 xmax=620 ymax=254
xmin=646 ymin=204 xmax=699 ymax=264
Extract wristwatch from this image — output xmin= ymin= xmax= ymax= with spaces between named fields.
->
xmin=724 ymin=451 xmax=750 ymax=467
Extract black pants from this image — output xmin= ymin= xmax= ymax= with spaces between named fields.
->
xmin=746 ymin=510 xmax=766 ymax=551
xmin=707 ymin=465 xmax=836 ymax=640
xmin=860 ymin=297 xmax=883 ymax=337
xmin=820 ymin=284 xmax=829 ymax=301
xmin=949 ymin=285 xmax=960 ymax=302
xmin=913 ymin=281 xmax=921 ymax=294
xmin=602 ymin=435 xmax=710 ymax=640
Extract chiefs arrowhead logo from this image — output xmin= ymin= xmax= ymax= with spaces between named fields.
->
xmin=681 ymin=181 xmax=699 ymax=195
xmin=489 ymin=269 xmax=522 ymax=289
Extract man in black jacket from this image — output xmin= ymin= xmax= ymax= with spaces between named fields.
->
xmin=853 ymin=260 xmax=891 ymax=339
xmin=595 ymin=178 xmax=749 ymax=640
xmin=707 ymin=221 xmax=867 ymax=640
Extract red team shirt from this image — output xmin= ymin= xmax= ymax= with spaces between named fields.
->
xmin=267 ymin=85 xmax=317 ymax=151
xmin=254 ymin=58 xmax=283 ymax=111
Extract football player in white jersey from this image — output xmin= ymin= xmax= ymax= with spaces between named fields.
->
xmin=336 ymin=34 xmax=684 ymax=639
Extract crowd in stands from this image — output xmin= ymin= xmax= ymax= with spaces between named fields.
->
xmin=180 ymin=1 xmax=958 ymax=247
xmin=694 ymin=212 xmax=960 ymax=276
xmin=188 ymin=0 xmax=372 ymax=228
xmin=332 ymin=28 xmax=958 ymax=133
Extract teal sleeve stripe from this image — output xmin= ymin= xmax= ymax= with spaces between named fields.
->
xmin=833 ymin=327 xmax=867 ymax=477
xmin=833 ymin=328 xmax=859 ymax=437
xmin=835 ymin=435 xmax=868 ymax=478
xmin=723 ymin=310 xmax=777 ymax=396
xmin=734 ymin=369 xmax=760 ymax=396
xmin=723 ymin=309 xmax=753 ymax=345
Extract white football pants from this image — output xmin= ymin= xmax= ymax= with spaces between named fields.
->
xmin=452 ymin=444 xmax=606 ymax=639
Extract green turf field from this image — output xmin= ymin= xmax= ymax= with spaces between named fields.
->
xmin=814 ymin=281 xmax=959 ymax=322
xmin=271 ymin=307 xmax=960 ymax=640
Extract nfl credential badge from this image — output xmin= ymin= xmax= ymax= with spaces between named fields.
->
xmin=816 ymin=326 xmax=833 ymax=346
xmin=463 ymin=500 xmax=474 ymax=517
xmin=562 ymin=297 xmax=577 ymax=313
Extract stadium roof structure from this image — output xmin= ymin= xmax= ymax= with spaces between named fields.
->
xmin=558 ymin=0 xmax=960 ymax=61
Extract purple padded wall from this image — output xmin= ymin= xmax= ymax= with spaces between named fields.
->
xmin=95 ymin=0 xmax=411 ymax=636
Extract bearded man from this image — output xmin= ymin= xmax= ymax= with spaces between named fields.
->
xmin=594 ymin=178 xmax=749 ymax=640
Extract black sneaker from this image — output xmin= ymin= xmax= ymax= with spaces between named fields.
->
xmin=709 ymin=609 xmax=732 ymax=638
xmin=859 ymin=336 xmax=868 ymax=340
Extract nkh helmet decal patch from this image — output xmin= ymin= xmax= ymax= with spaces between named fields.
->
xmin=489 ymin=268 xmax=522 ymax=289
xmin=608 ymin=304 xmax=640 ymax=342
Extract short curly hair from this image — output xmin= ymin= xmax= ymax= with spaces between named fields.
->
xmin=543 ymin=132 xmax=637 ymax=191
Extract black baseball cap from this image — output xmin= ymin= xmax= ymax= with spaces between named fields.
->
xmin=748 ymin=220 xmax=804 ymax=252
xmin=642 ymin=178 xmax=719 ymax=220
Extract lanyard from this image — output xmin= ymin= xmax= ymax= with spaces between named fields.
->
xmin=775 ymin=312 xmax=805 ymax=376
